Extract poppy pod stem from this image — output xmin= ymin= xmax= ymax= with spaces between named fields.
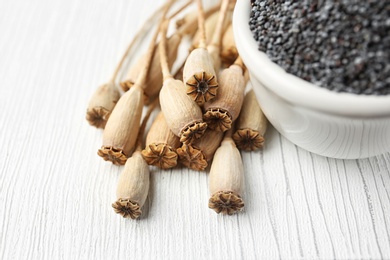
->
xmin=86 ymin=4 xmax=163 ymax=129
xmin=196 ymin=0 xmax=207 ymax=49
xmin=134 ymin=0 xmax=176 ymax=88
xmin=207 ymin=0 xmax=230 ymax=73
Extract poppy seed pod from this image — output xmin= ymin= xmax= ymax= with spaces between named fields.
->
xmin=208 ymin=134 xmax=245 ymax=215
xmin=112 ymin=151 xmax=150 ymax=219
xmin=203 ymin=63 xmax=246 ymax=132
xmin=160 ymin=77 xmax=207 ymax=144
xmin=142 ymin=111 xmax=181 ymax=169
xmin=86 ymin=82 xmax=120 ymax=129
xmin=177 ymin=129 xmax=224 ymax=171
xmin=98 ymin=85 xmax=144 ymax=165
xmin=183 ymin=48 xmax=218 ymax=105
xmin=233 ymin=89 xmax=267 ymax=151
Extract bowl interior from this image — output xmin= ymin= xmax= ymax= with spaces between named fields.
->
xmin=233 ymin=0 xmax=390 ymax=117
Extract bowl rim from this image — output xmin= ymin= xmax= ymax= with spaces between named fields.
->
xmin=233 ymin=0 xmax=390 ymax=117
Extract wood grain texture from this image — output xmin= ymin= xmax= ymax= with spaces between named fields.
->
xmin=1 ymin=0 xmax=390 ymax=259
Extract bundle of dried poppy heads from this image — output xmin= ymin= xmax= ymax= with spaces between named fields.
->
xmin=86 ymin=0 xmax=268 ymax=219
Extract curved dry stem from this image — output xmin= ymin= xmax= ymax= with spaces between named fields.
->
xmin=233 ymin=129 xmax=264 ymax=151
xmin=120 ymin=80 xmax=134 ymax=92
xmin=203 ymin=108 xmax=232 ymax=132
xmin=141 ymin=143 xmax=178 ymax=169
xmin=112 ymin=198 xmax=142 ymax=219
xmin=177 ymin=144 xmax=207 ymax=171
xmin=186 ymin=71 xmax=218 ymax=104
xmin=86 ymin=106 xmax=111 ymax=129
xmin=208 ymin=190 xmax=244 ymax=215
xmin=97 ymin=146 xmax=127 ymax=165
xmin=180 ymin=122 xmax=207 ymax=144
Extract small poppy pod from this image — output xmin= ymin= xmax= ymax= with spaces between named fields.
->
xmin=177 ymin=129 xmax=224 ymax=171
xmin=98 ymin=85 xmax=144 ymax=165
xmin=86 ymin=82 xmax=120 ymax=129
xmin=183 ymin=48 xmax=218 ymax=105
xmin=221 ymin=24 xmax=238 ymax=67
xmin=208 ymin=136 xmax=245 ymax=215
xmin=159 ymin=77 xmax=207 ymax=144
xmin=203 ymin=64 xmax=246 ymax=132
xmin=141 ymin=111 xmax=181 ymax=169
xmin=120 ymin=33 xmax=182 ymax=102
xmin=112 ymin=151 xmax=150 ymax=219
xmin=233 ymin=89 xmax=268 ymax=151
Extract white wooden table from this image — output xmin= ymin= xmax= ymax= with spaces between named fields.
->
xmin=1 ymin=0 xmax=390 ymax=259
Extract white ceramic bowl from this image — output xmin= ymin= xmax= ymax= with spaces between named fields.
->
xmin=233 ymin=0 xmax=390 ymax=159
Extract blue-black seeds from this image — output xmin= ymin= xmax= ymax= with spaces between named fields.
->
xmin=249 ymin=0 xmax=390 ymax=95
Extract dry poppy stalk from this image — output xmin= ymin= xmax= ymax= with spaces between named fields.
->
xmin=191 ymin=11 xmax=219 ymax=49
xmin=208 ymin=129 xmax=245 ymax=215
xmin=233 ymin=89 xmax=267 ymax=151
xmin=176 ymin=4 xmax=220 ymax=37
xmin=85 ymin=4 xmax=162 ymax=129
xmin=203 ymin=57 xmax=246 ymax=132
xmin=159 ymin=19 xmax=207 ymax=144
xmin=177 ymin=129 xmax=224 ymax=171
xmin=119 ymin=0 xmax=192 ymax=102
xmin=206 ymin=0 xmax=231 ymax=74
xmin=182 ymin=0 xmax=219 ymax=105
xmin=142 ymin=111 xmax=181 ymax=169
xmin=86 ymin=82 xmax=120 ymax=129
xmin=98 ymin=1 xmax=174 ymax=165
xmin=221 ymin=24 xmax=238 ymax=66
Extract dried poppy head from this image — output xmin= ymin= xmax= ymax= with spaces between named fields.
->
xmin=203 ymin=64 xmax=245 ymax=132
xmin=208 ymin=191 xmax=244 ymax=215
xmin=159 ymin=78 xmax=207 ymax=145
xmin=112 ymin=198 xmax=142 ymax=219
xmin=97 ymin=147 xmax=127 ymax=166
xmin=142 ymin=143 xmax=178 ymax=169
xmin=177 ymin=144 xmax=208 ymax=171
xmin=233 ymin=129 xmax=264 ymax=151
xmin=86 ymin=82 xmax=120 ymax=129
xmin=183 ymin=48 xmax=218 ymax=105
xmin=186 ymin=71 xmax=218 ymax=104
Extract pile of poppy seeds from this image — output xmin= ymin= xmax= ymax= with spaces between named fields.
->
xmin=249 ymin=0 xmax=390 ymax=95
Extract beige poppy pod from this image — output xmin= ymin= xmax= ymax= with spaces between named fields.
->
xmin=183 ymin=48 xmax=218 ymax=105
xmin=177 ymin=129 xmax=224 ymax=171
xmin=97 ymin=85 xmax=144 ymax=165
xmin=120 ymin=33 xmax=182 ymax=102
xmin=221 ymin=24 xmax=238 ymax=66
xmin=203 ymin=64 xmax=246 ymax=132
xmin=233 ymin=89 xmax=267 ymax=151
xmin=141 ymin=111 xmax=181 ymax=169
xmin=86 ymin=82 xmax=120 ymax=129
xmin=208 ymin=135 xmax=245 ymax=215
xmin=159 ymin=77 xmax=207 ymax=144
xmin=112 ymin=151 xmax=149 ymax=219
